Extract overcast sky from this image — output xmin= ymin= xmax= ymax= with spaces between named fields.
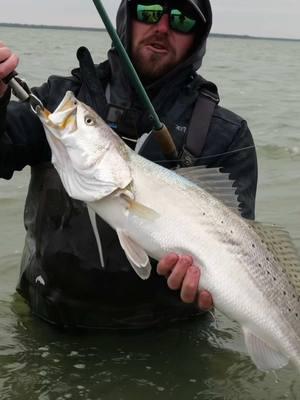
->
xmin=1 ymin=0 xmax=300 ymax=39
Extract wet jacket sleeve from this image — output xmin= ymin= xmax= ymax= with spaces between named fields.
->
xmin=0 ymin=82 xmax=51 ymax=179
xmin=0 ymin=75 xmax=80 ymax=180
xmin=0 ymin=89 xmax=11 ymax=133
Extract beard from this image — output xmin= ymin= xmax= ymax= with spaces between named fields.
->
xmin=131 ymin=34 xmax=178 ymax=84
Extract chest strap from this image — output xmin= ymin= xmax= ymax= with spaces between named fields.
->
xmin=181 ymin=89 xmax=219 ymax=167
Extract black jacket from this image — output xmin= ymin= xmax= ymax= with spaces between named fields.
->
xmin=0 ymin=0 xmax=257 ymax=329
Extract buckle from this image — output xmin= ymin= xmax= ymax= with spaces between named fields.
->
xmin=180 ymin=146 xmax=197 ymax=167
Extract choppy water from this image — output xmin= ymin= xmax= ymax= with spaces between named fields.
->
xmin=0 ymin=26 xmax=300 ymax=399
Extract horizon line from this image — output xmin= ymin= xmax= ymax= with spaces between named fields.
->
xmin=0 ymin=22 xmax=299 ymax=42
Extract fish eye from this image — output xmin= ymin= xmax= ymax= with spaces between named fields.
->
xmin=84 ymin=115 xmax=96 ymax=126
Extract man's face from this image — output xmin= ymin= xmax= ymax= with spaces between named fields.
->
xmin=131 ymin=12 xmax=196 ymax=83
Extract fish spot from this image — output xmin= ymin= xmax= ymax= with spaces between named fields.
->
xmin=273 ymin=277 xmax=277 ymax=281
xmin=283 ymin=291 xmax=287 ymax=296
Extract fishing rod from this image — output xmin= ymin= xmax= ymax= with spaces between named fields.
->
xmin=91 ymin=0 xmax=178 ymax=160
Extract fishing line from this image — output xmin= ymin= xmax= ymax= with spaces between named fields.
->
xmin=151 ymin=145 xmax=257 ymax=166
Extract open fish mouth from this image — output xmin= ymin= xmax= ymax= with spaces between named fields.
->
xmin=38 ymin=91 xmax=132 ymax=202
xmin=37 ymin=91 xmax=79 ymax=184
xmin=38 ymin=91 xmax=78 ymax=137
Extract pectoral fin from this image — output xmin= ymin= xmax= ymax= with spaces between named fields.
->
xmin=243 ymin=328 xmax=289 ymax=371
xmin=116 ymin=228 xmax=152 ymax=280
xmin=121 ymin=193 xmax=159 ymax=221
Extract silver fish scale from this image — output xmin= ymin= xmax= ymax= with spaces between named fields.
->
xmin=171 ymin=168 xmax=300 ymax=338
xmin=214 ymin=215 xmax=300 ymax=338
xmin=134 ymin=153 xmax=300 ymax=339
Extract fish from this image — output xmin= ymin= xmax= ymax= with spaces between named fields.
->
xmin=38 ymin=91 xmax=300 ymax=372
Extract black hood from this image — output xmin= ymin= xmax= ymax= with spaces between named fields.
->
xmin=107 ymin=0 xmax=212 ymax=106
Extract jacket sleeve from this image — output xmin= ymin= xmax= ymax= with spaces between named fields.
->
xmin=0 ymin=89 xmax=11 ymax=134
xmin=0 ymin=94 xmax=49 ymax=179
xmin=0 ymin=75 xmax=80 ymax=180
xmin=218 ymin=120 xmax=258 ymax=220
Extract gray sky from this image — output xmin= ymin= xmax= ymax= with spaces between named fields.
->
xmin=1 ymin=0 xmax=300 ymax=39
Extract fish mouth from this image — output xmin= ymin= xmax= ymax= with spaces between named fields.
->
xmin=38 ymin=91 xmax=78 ymax=136
xmin=37 ymin=91 xmax=79 ymax=182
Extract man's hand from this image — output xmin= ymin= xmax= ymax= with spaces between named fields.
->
xmin=0 ymin=42 xmax=19 ymax=98
xmin=157 ymin=253 xmax=213 ymax=310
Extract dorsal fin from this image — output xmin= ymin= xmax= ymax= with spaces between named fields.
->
xmin=176 ymin=166 xmax=241 ymax=213
xmin=250 ymin=221 xmax=300 ymax=294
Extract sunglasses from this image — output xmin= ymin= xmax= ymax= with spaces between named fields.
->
xmin=129 ymin=1 xmax=205 ymax=34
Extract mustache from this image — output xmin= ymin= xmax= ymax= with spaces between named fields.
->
xmin=141 ymin=33 xmax=172 ymax=49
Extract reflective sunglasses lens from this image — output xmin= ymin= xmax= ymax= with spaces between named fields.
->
xmin=170 ymin=9 xmax=197 ymax=33
xmin=136 ymin=4 xmax=164 ymax=24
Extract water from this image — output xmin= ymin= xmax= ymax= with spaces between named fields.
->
xmin=0 ymin=26 xmax=300 ymax=399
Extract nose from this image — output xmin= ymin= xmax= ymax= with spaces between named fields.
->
xmin=154 ymin=14 xmax=170 ymax=33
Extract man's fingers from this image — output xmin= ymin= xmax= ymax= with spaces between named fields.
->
xmin=157 ymin=252 xmax=179 ymax=276
xmin=0 ymin=54 xmax=19 ymax=78
xmin=0 ymin=46 xmax=11 ymax=62
xmin=180 ymin=266 xmax=200 ymax=303
xmin=166 ymin=255 xmax=193 ymax=290
xmin=0 ymin=47 xmax=19 ymax=80
xmin=197 ymin=290 xmax=213 ymax=311
xmin=157 ymin=253 xmax=214 ymax=311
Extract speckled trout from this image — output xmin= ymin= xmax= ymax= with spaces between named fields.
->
xmin=38 ymin=91 xmax=300 ymax=372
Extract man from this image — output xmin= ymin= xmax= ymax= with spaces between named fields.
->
xmin=0 ymin=0 xmax=257 ymax=329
